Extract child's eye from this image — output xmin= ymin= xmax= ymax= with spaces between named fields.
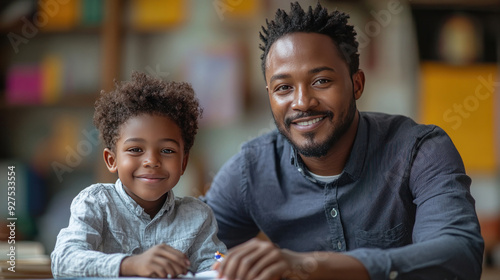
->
xmin=161 ymin=148 xmax=174 ymax=154
xmin=127 ymin=147 xmax=142 ymax=153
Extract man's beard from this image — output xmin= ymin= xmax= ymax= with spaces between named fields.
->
xmin=273 ymin=97 xmax=357 ymax=158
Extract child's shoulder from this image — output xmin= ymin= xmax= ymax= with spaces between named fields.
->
xmin=80 ymin=182 xmax=116 ymax=195
xmin=73 ymin=182 xmax=117 ymax=202
xmin=69 ymin=183 xmax=118 ymax=211
xmin=174 ymin=196 xmax=213 ymax=216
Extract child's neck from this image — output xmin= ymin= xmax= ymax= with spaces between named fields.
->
xmin=143 ymin=194 xmax=167 ymax=219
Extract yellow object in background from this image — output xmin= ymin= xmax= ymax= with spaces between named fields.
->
xmin=131 ymin=0 xmax=186 ymax=30
xmin=419 ymin=62 xmax=498 ymax=173
xmin=221 ymin=0 xmax=259 ymax=19
xmin=41 ymin=55 xmax=63 ymax=104
xmin=38 ymin=0 xmax=80 ymax=31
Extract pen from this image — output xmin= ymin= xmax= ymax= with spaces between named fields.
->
xmin=214 ymin=251 xmax=225 ymax=262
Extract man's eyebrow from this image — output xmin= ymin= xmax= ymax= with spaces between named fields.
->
xmin=269 ymin=73 xmax=292 ymax=84
xmin=269 ymin=67 xmax=335 ymax=84
xmin=309 ymin=66 xmax=335 ymax=74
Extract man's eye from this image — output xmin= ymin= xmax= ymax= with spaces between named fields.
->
xmin=314 ymin=79 xmax=330 ymax=85
xmin=275 ymin=85 xmax=291 ymax=92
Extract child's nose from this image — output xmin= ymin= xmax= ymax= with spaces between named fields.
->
xmin=143 ymin=153 xmax=161 ymax=168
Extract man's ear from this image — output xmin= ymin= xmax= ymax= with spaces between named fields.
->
xmin=181 ymin=152 xmax=189 ymax=175
xmin=103 ymin=148 xmax=118 ymax=173
xmin=352 ymin=70 xmax=365 ymax=100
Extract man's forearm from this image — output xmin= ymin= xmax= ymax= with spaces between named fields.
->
xmin=283 ymin=250 xmax=370 ymax=280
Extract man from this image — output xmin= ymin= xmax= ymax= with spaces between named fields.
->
xmin=204 ymin=2 xmax=484 ymax=280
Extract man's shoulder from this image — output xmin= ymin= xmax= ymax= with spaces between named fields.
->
xmin=361 ymin=112 xmax=440 ymax=138
xmin=240 ymin=129 xmax=284 ymax=150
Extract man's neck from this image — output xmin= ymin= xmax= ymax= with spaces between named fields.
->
xmin=300 ymin=111 xmax=359 ymax=176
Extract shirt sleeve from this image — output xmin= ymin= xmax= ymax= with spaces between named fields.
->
xmin=346 ymin=127 xmax=484 ymax=280
xmin=186 ymin=199 xmax=228 ymax=272
xmin=204 ymin=151 xmax=261 ymax=248
xmin=50 ymin=188 xmax=129 ymax=278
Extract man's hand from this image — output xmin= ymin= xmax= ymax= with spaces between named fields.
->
xmin=214 ymin=238 xmax=370 ymax=280
xmin=214 ymin=238 xmax=297 ymax=280
xmin=120 ymin=243 xmax=190 ymax=278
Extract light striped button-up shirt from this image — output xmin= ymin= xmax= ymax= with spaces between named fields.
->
xmin=51 ymin=179 xmax=226 ymax=277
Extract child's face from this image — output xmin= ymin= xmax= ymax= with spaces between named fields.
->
xmin=103 ymin=114 xmax=188 ymax=206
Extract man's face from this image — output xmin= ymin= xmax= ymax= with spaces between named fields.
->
xmin=265 ymin=32 xmax=363 ymax=158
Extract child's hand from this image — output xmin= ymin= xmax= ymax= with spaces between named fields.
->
xmin=120 ymin=244 xmax=190 ymax=278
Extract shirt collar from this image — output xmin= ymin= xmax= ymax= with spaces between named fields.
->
xmin=115 ymin=178 xmax=175 ymax=218
xmin=289 ymin=112 xmax=367 ymax=183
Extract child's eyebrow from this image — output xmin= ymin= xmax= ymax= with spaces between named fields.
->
xmin=123 ymin=138 xmax=145 ymax=144
xmin=123 ymin=138 xmax=181 ymax=146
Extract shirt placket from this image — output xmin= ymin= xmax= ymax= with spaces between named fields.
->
xmin=324 ymin=180 xmax=346 ymax=252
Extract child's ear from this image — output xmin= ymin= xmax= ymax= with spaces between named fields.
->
xmin=103 ymin=148 xmax=118 ymax=173
xmin=181 ymin=153 xmax=189 ymax=175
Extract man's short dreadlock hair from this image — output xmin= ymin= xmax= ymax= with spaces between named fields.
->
xmin=93 ymin=72 xmax=202 ymax=154
xmin=259 ymin=1 xmax=359 ymax=77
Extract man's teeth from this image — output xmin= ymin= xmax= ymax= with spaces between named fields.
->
xmin=296 ymin=117 xmax=323 ymax=126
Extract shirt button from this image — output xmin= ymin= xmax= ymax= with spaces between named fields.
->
xmin=330 ymin=208 xmax=338 ymax=218
xmin=337 ymin=241 xmax=342 ymax=250
xmin=389 ymin=271 xmax=398 ymax=279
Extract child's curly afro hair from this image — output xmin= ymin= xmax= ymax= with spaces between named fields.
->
xmin=93 ymin=71 xmax=202 ymax=154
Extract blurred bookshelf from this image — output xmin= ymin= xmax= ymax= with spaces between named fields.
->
xmin=0 ymin=0 xmax=122 ymax=262
xmin=1 ymin=1 xmax=499 ymax=277
xmin=0 ymin=0 xmax=213 ymax=256
xmin=0 ymin=0 xmax=120 ymax=108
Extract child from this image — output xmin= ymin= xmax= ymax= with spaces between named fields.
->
xmin=51 ymin=72 xmax=226 ymax=278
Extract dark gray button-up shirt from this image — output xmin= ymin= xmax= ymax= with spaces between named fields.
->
xmin=205 ymin=112 xmax=483 ymax=280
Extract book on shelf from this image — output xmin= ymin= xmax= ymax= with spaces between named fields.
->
xmin=4 ymin=53 xmax=100 ymax=106
xmin=131 ymin=0 xmax=186 ymax=30
xmin=6 ymin=64 xmax=43 ymax=105
xmin=36 ymin=0 xmax=103 ymax=31
xmin=81 ymin=0 xmax=103 ymax=27
xmin=38 ymin=0 xmax=80 ymax=31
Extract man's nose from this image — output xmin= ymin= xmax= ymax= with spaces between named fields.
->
xmin=291 ymin=85 xmax=319 ymax=111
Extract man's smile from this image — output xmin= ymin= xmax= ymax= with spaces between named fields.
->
xmin=294 ymin=116 xmax=325 ymax=126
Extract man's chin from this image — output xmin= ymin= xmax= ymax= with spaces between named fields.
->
xmin=276 ymin=125 xmax=332 ymax=157
xmin=288 ymin=136 xmax=331 ymax=158
xmin=295 ymin=144 xmax=330 ymax=158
